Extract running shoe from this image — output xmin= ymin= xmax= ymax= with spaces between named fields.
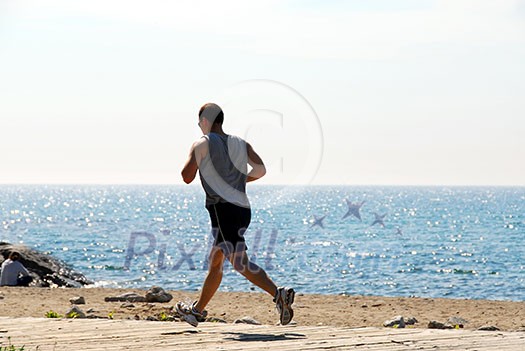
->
xmin=192 ymin=301 xmax=208 ymax=322
xmin=175 ymin=301 xmax=207 ymax=327
xmin=274 ymin=287 xmax=295 ymax=325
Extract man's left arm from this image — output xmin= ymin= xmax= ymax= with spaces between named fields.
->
xmin=247 ymin=143 xmax=266 ymax=182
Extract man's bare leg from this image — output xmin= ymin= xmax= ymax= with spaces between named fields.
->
xmin=229 ymin=251 xmax=277 ymax=297
xmin=194 ymin=247 xmax=225 ymax=312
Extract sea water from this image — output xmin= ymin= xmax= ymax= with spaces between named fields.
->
xmin=0 ymin=185 xmax=523 ymax=301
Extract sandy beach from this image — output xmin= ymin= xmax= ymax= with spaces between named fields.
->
xmin=0 ymin=287 xmax=523 ymax=331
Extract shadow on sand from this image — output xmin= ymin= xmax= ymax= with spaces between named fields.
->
xmin=222 ymin=332 xmax=307 ymax=342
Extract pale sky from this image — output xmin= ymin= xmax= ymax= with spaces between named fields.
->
xmin=0 ymin=0 xmax=524 ymax=186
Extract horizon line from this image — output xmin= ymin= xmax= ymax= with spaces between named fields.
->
xmin=0 ymin=183 xmax=523 ymax=188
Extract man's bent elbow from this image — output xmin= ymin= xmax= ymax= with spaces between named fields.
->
xmin=181 ymin=171 xmax=194 ymax=184
xmin=259 ymin=166 xmax=267 ymax=178
xmin=254 ymin=165 xmax=266 ymax=180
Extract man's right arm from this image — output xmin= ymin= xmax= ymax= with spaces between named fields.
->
xmin=247 ymin=143 xmax=266 ymax=182
xmin=181 ymin=138 xmax=208 ymax=184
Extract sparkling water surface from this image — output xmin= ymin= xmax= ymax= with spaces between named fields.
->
xmin=1 ymin=185 xmax=523 ymax=301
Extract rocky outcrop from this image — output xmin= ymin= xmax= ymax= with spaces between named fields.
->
xmin=0 ymin=242 xmax=93 ymax=288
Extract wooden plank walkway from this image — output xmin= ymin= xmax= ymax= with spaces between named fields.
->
xmin=0 ymin=318 xmax=523 ymax=350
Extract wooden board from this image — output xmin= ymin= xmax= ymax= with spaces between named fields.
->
xmin=0 ymin=318 xmax=524 ymax=350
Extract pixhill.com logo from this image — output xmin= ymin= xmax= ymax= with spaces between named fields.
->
xmin=124 ymin=228 xmax=280 ymax=272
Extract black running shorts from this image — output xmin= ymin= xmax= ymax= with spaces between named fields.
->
xmin=206 ymin=202 xmax=251 ymax=255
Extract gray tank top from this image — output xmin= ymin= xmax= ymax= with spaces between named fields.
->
xmin=198 ymin=133 xmax=250 ymax=208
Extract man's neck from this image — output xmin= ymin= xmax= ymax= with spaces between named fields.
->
xmin=210 ymin=125 xmax=226 ymax=135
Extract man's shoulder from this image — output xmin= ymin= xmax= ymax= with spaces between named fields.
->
xmin=194 ymin=136 xmax=208 ymax=145
xmin=228 ymin=134 xmax=245 ymax=141
xmin=227 ymin=134 xmax=248 ymax=146
xmin=192 ymin=136 xmax=209 ymax=151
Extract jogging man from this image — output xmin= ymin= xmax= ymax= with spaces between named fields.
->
xmin=176 ymin=103 xmax=295 ymax=327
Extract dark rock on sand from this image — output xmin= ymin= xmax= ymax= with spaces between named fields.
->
xmin=145 ymin=286 xmax=173 ymax=303
xmin=383 ymin=316 xmax=405 ymax=328
xmin=104 ymin=292 xmax=146 ymax=303
xmin=478 ymin=325 xmax=500 ymax=331
xmin=234 ymin=316 xmax=261 ymax=325
xmin=69 ymin=296 xmax=86 ymax=305
xmin=428 ymin=320 xmax=454 ymax=329
xmin=0 ymin=242 xmax=93 ymax=288
xmin=65 ymin=306 xmax=86 ymax=318
xmin=86 ymin=314 xmax=104 ymax=319
xmin=105 ymin=287 xmax=172 ymax=304
xmin=206 ymin=317 xmax=227 ymax=323
xmin=406 ymin=317 xmax=418 ymax=325
xmin=447 ymin=316 xmax=468 ymax=328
